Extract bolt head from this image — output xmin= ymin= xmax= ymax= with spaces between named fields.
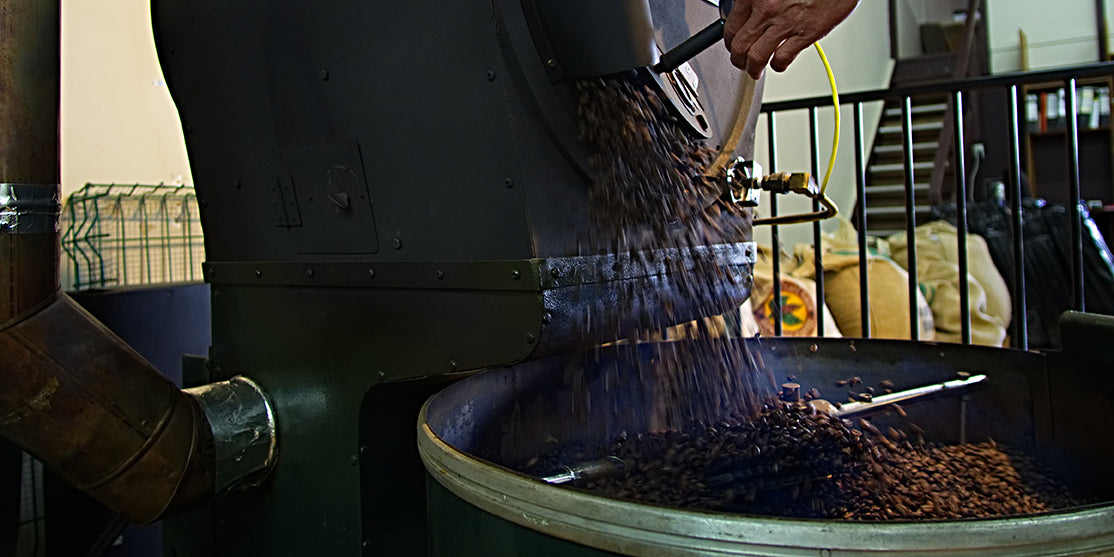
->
xmin=393 ymin=237 xmax=402 ymax=249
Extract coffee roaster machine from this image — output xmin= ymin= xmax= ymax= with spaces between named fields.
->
xmin=4 ymin=0 xmax=1114 ymax=555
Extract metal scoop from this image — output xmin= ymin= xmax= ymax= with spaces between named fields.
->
xmin=809 ymin=374 xmax=989 ymax=419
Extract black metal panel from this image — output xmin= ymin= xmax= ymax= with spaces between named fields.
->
xmin=1046 ymin=312 xmax=1114 ymax=499
xmin=533 ymin=0 xmax=656 ymax=77
xmin=154 ymin=0 xmax=532 ymax=263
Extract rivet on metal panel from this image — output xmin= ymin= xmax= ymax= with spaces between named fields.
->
xmin=525 ymin=332 xmax=537 ymax=344
xmin=550 ymin=268 xmax=560 ymax=279
xmin=511 ymin=269 xmax=521 ymax=280
xmin=377 ymin=370 xmax=385 ymax=378
xmin=359 ymin=445 xmax=368 ymax=455
xmin=820 ymin=550 xmax=832 ymax=557
xmin=542 ymin=311 xmax=552 ymax=324
xmin=361 ymin=540 xmax=372 ymax=551
xmin=810 ymin=344 xmax=819 ymax=353
xmin=367 ymin=268 xmax=375 ymax=279
xmin=305 ymin=268 xmax=314 ymax=278
xmin=503 ymin=178 xmax=514 ymax=189
xmin=546 ymin=58 xmax=558 ymax=68
xmin=349 ymin=455 xmax=357 ymax=466
xmin=436 ymin=270 xmax=445 ymax=280
xmin=449 ymin=360 xmax=458 ymax=371
xmin=319 ymin=69 xmax=329 ymax=81
xmin=254 ymin=269 xmax=262 ymax=278
xmin=393 ymin=238 xmax=402 ymax=250
xmin=485 ymin=69 xmax=496 ymax=81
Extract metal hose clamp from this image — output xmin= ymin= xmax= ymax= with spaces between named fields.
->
xmin=0 ymin=183 xmax=60 ymax=234
xmin=185 ymin=376 xmax=278 ymax=493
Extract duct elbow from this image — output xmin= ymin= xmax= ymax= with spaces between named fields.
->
xmin=0 ymin=294 xmax=277 ymax=524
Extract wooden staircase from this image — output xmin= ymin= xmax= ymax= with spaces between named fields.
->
xmin=861 ymin=95 xmax=953 ymax=236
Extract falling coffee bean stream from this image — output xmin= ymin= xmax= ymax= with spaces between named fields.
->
xmin=543 ymin=76 xmax=1086 ymax=519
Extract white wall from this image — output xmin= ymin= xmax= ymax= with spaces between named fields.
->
xmin=895 ymin=0 xmax=970 ymax=59
xmin=987 ymin=0 xmax=1102 ymax=73
xmin=60 ymin=0 xmax=192 ymax=200
xmin=751 ymin=1 xmax=895 ymax=249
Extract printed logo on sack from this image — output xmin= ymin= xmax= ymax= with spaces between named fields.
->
xmin=755 ymin=280 xmax=815 ymax=336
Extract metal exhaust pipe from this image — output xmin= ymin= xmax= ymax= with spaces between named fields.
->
xmin=0 ymin=0 xmax=276 ymax=523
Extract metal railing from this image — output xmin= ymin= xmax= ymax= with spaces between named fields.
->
xmin=60 ymin=183 xmax=204 ymax=290
xmin=758 ymin=62 xmax=1114 ymax=350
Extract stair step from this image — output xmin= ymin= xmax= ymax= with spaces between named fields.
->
xmin=878 ymin=121 xmax=945 ymax=134
xmin=869 ymin=162 xmax=934 ymax=173
xmin=873 ymin=142 xmax=939 ymax=154
xmin=884 ymin=103 xmax=948 ymax=117
xmin=865 ymin=184 xmax=932 ymax=195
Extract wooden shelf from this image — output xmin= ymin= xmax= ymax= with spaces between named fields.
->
xmin=1020 ymin=77 xmax=1114 ymax=214
xmin=1029 ymin=126 xmax=1110 ymax=137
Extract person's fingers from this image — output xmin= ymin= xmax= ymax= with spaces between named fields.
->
xmin=723 ymin=0 xmax=752 ymax=45
xmin=770 ymin=33 xmax=815 ymax=73
xmin=740 ymin=26 xmax=790 ymax=79
xmin=728 ymin=17 xmax=776 ymax=73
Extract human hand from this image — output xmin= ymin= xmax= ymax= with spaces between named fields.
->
xmin=723 ymin=0 xmax=859 ymax=79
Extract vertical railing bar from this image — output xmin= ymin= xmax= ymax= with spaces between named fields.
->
xmin=809 ymin=106 xmax=825 ymax=337
xmin=1064 ymin=77 xmax=1086 ymax=311
xmin=767 ymin=112 xmax=783 ymax=336
xmin=901 ymin=96 xmax=920 ymax=341
xmin=853 ymin=102 xmax=871 ymax=338
xmin=1007 ymin=84 xmax=1029 ymax=350
xmin=953 ymin=90 xmax=972 ymax=345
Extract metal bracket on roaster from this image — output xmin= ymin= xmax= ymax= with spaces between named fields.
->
xmin=719 ymin=159 xmax=838 ymax=226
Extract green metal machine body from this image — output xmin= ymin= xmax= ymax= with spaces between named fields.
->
xmin=152 ymin=0 xmax=762 ymax=554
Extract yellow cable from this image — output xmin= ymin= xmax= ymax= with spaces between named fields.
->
xmin=752 ymin=42 xmax=843 ymax=226
xmin=814 ymin=42 xmax=839 ymax=197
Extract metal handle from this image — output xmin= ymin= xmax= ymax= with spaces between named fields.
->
xmin=652 ymin=19 xmax=725 ymax=74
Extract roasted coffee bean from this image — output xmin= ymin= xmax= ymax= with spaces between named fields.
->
xmin=515 ymin=402 xmax=1087 ymax=521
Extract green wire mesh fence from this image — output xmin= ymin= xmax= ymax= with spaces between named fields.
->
xmin=60 ymin=183 xmax=204 ymax=290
